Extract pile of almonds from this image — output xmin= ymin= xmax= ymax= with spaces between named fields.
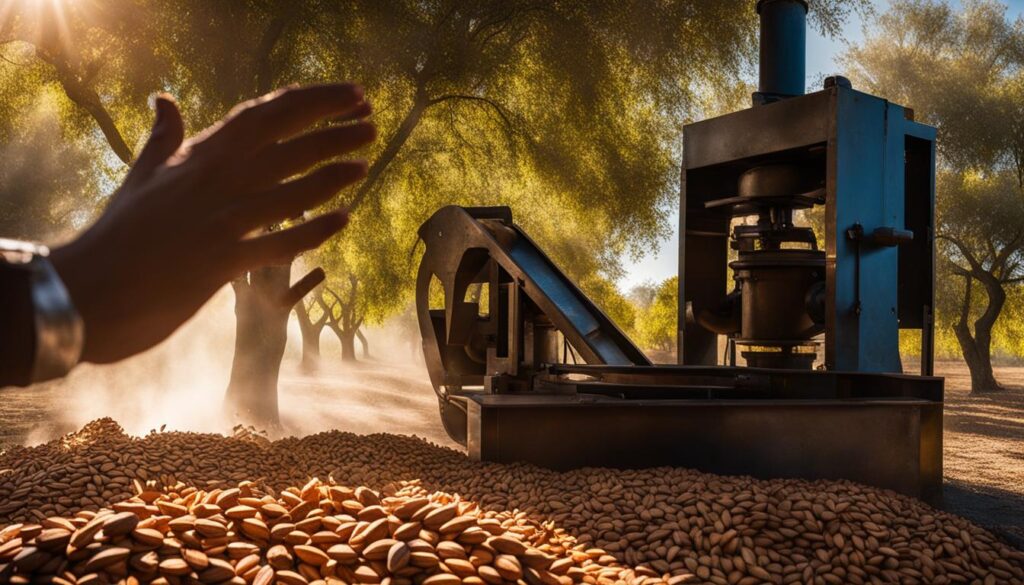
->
xmin=1 ymin=478 xmax=633 ymax=585
xmin=2 ymin=418 xmax=1023 ymax=584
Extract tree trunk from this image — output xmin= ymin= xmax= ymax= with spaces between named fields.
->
xmin=224 ymin=265 xmax=293 ymax=428
xmin=294 ymin=302 xmax=322 ymax=373
xmin=954 ymin=274 xmax=1005 ymax=393
xmin=323 ymin=278 xmax=363 ymax=364
xmin=355 ymin=328 xmax=370 ymax=359
xmin=338 ymin=327 xmax=358 ymax=362
xmin=972 ymin=275 xmax=1007 ymax=393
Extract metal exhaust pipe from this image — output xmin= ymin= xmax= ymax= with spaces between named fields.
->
xmin=754 ymin=0 xmax=808 ymax=105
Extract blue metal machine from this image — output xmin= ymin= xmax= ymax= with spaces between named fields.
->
xmin=415 ymin=0 xmax=943 ymax=504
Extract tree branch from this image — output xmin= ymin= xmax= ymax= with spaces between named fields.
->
xmin=313 ymin=293 xmax=331 ymax=328
xmin=429 ymin=93 xmax=515 ymax=132
xmin=959 ymin=273 xmax=973 ymax=335
xmin=947 ymin=262 xmax=972 ymax=277
xmin=48 ymin=58 xmax=133 ymax=164
xmin=992 ymin=229 xmax=1024 ymax=278
xmin=346 ymin=94 xmax=429 ymax=213
xmin=937 ymin=233 xmax=987 ymax=276
xmin=253 ymin=14 xmax=291 ymax=95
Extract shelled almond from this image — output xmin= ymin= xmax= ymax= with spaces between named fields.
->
xmin=0 ymin=478 xmax=634 ymax=584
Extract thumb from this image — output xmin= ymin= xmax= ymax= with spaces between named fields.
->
xmin=281 ymin=267 xmax=326 ymax=309
xmin=130 ymin=94 xmax=184 ymax=179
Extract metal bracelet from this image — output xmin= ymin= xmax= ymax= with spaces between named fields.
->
xmin=0 ymin=238 xmax=84 ymax=382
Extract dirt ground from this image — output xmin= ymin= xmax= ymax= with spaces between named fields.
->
xmin=933 ymin=361 xmax=1024 ymax=548
xmin=1 ymin=358 xmax=1021 ymax=549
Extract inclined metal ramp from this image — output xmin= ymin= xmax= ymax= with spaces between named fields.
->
xmin=415 ymin=205 xmax=650 ymax=443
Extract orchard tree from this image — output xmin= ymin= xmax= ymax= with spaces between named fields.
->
xmin=309 ymin=200 xmax=410 ymax=363
xmin=634 ymin=277 xmax=679 ymax=354
xmin=844 ymin=0 xmax=1024 ymax=392
xmin=324 ymin=278 xmax=364 ymax=363
xmin=937 ymin=172 xmax=1024 ymax=391
xmin=293 ymin=287 xmax=333 ymax=372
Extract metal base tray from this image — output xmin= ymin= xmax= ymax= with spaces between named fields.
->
xmin=464 ymin=364 xmax=944 ymax=506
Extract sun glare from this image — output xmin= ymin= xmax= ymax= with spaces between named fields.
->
xmin=0 ymin=0 xmax=76 ymax=50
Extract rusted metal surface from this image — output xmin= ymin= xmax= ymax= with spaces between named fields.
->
xmin=468 ymin=364 xmax=943 ymax=505
xmin=465 ymin=388 xmax=943 ymax=506
xmin=415 ymin=206 xmax=649 ymax=444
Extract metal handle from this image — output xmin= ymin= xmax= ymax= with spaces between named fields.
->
xmin=867 ymin=227 xmax=914 ymax=247
xmin=846 ymin=225 xmax=914 ymax=247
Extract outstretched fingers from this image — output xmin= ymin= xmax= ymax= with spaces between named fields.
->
xmin=234 ymin=211 xmax=349 ymax=270
xmin=229 ymin=161 xmax=367 ymax=234
xmin=206 ymin=84 xmax=366 ymax=156
xmin=244 ymin=122 xmax=376 ymax=188
xmin=282 ymin=268 xmax=326 ymax=308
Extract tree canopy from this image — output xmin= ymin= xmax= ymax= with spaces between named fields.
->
xmin=0 ymin=0 xmax=872 ymax=366
xmin=633 ymin=276 xmax=679 ymax=356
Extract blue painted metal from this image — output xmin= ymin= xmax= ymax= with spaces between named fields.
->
xmin=828 ymin=87 xmax=938 ymax=372
xmin=680 ymin=85 xmax=938 ymax=373
xmin=755 ymin=0 xmax=808 ymax=103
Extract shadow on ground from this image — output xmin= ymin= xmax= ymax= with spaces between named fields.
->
xmin=945 ymin=480 xmax=1024 ymax=549
xmin=935 ymin=361 xmax=1024 ymax=550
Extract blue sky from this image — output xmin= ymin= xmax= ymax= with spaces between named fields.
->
xmin=617 ymin=0 xmax=1024 ymax=292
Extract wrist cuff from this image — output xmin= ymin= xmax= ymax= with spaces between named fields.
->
xmin=0 ymin=239 xmax=83 ymax=383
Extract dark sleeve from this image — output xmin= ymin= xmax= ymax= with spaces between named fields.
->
xmin=0 ymin=266 xmax=35 ymax=387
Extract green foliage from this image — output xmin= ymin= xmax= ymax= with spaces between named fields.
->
xmin=0 ymin=46 xmax=100 ymax=241
xmin=633 ymin=276 xmax=678 ymax=353
xmin=578 ymin=274 xmax=636 ymax=338
xmin=993 ymin=285 xmax=1024 ymax=359
xmin=843 ymin=0 xmax=1024 ymax=171
xmin=934 ymin=171 xmax=1024 ymax=358
xmin=0 ymin=0 xmax=870 ymax=336
xmin=313 ymin=196 xmax=411 ymax=328
xmin=936 ymin=171 xmax=1024 ymax=282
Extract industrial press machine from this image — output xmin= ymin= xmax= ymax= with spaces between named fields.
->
xmin=415 ymin=0 xmax=943 ymax=504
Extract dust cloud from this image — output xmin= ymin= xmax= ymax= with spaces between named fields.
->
xmin=0 ymin=96 xmax=100 ymax=244
xmin=276 ymin=315 xmax=450 ymax=446
xmin=23 ymin=287 xmax=238 ymax=444
xmin=12 ymin=287 xmax=451 ymax=449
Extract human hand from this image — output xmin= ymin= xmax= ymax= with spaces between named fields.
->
xmin=50 ymin=84 xmax=376 ymax=364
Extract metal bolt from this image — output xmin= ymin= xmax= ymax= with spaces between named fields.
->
xmin=824 ymin=75 xmax=852 ymax=90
